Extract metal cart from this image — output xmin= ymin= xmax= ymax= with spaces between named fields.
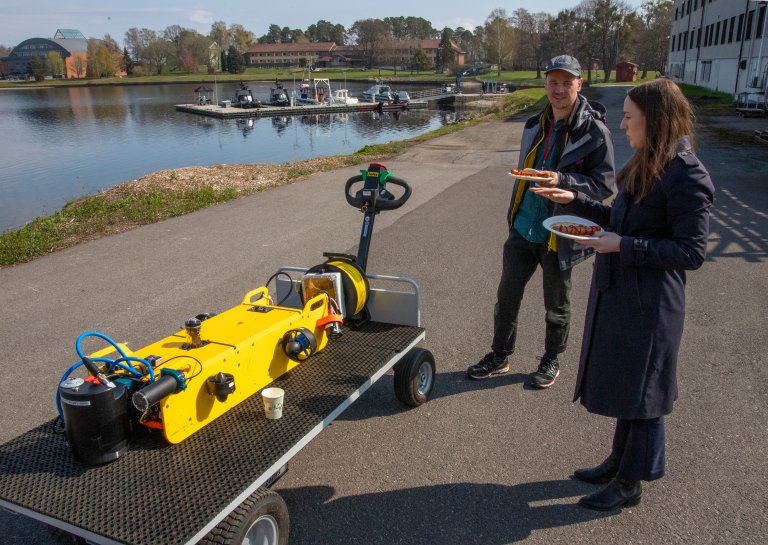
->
xmin=0 ymin=163 xmax=436 ymax=545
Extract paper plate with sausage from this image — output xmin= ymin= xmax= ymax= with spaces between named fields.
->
xmin=543 ymin=215 xmax=603 ymax=241
xmin=508 ymin=168 xmax=555 ymax=183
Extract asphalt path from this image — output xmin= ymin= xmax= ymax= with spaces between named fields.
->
xmin=1 ymin=86 xmax=766 ymax=544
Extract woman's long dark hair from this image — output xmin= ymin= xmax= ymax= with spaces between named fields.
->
xmin=618 ymin=78 xmax=695 ymax=201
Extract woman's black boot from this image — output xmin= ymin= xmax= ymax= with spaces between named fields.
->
xmin=577 ymin=478 xmax=642 ymax=511
xmin=573 ymin=453 xmax=620 ymax=484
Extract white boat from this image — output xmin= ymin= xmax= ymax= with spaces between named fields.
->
xmin=361 ymin=83 xmax=394 ymax=103
xmin=293 ymin=78 xmax=332 ymax=105
xmin=331 ymin=89 xmax=359 ymax=105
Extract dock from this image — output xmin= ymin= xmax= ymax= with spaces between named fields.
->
xmin=176 ymin=101 xmax=428 ymax=119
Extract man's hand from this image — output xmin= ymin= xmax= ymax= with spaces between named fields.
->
xmin=534 ymin=169 xmax=559 ymax=188
xmin=529 ymin=186 xmax=575 ymax=204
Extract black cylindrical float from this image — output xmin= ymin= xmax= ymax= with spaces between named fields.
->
xmin=59 ymin=378 xmax=130 ymax=465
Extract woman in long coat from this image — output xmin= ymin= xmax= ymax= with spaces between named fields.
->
xmin=531 ymin=78 xmax=714 ymax=510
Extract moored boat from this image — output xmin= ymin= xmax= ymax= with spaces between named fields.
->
xmin=361 ymin=83 xmax=394 ymax=103
xmin=268 ymin=81 xmax=290 ymax=106
xmin=331 ymin=89 xmax=359 ymax=105
xmin=233 ymin=82 xmax=261 ymax=108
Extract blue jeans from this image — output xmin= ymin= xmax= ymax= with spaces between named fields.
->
xmin=491 ymin=228 xmax=572 ymax=357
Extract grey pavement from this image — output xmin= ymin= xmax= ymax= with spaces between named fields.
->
xmin=1 ymin=86 xmax=766 ymax=544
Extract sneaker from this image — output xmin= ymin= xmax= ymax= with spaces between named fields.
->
xmin=467 ymin=352 xmax=510 ymax=379
xmin=530 ymin=353 xmax=559 ymax=388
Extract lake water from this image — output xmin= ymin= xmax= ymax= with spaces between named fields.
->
xmin=0 ymin=81 xmax=460 ymax=234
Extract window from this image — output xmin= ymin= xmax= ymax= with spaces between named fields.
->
xmin=672 ymin=35 xmax=676 ymax=50
xmin=758 ymin=5 xmax=766 ymax=39
xmin=746 ymin=10 xmax=755 ymax=40
xmin=697 ymin=28 xmax=702 ymax=48
xmin=737 ymin=14 xmax=744 ymax=41
xmin=715 ymin=22 xmax=721 ymax=45
xmin=729 ymin=17 xmax=735 ymax=43
xmin=691 ymin=30 xmax=696 ymax=48
xmin=701 ymin=61 xmax=711 ymax=82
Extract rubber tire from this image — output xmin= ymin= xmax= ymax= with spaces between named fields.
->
xmin=394 ymin=347 xmax=435 ymax=407
xmin=198 ymin=488 xmax=289 ymax=545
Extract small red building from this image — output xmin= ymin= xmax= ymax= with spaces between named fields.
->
xmin=615 ymin=62 xmax=639 ymax=82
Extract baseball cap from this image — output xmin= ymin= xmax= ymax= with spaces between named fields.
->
xmin=544 ymin=55 xmax=582 ymax=77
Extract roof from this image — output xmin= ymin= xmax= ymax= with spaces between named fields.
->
xmin=53 ymin=29 xmax=86 ymax=40
xmin=247 ymin=42 xmax=337 ymax=53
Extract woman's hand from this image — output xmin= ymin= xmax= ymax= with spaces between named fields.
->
xmin=529 ymin=186 xmax=576 ymax=204
xmin=578 ymin=230 xmax=622 ymax=253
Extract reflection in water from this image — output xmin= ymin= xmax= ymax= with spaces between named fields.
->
xmin=0 ymin=83 xmax=459 ymax=233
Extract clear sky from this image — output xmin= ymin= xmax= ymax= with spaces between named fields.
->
xmin=1 ymin=0 xmax=648 ymax=47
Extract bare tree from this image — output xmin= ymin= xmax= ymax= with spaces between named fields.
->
xmin=348 ymin=19 xmax=391 ymax=68
xmin=635 ymin=0 xmax=673 ymax=77
xmin=578 ymin=0 xmax=636 ymax=82
xmin=484 ymin=9 xmax=516 ymax=76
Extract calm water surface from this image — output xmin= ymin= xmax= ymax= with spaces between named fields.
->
xmin=0 ymin=82 xmax=458 ymax=233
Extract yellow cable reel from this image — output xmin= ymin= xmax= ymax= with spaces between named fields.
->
xmin=307 ymin=258 xmax=369 ymax=318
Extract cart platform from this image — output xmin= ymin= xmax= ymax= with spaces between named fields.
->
xmin=0 ymin=322 xmax=424 ymax=545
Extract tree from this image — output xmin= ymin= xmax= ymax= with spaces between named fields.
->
xmin=410 ymin=46 xmax=432 ymax=71
xmin=635 ymin=0 xmax=673 ymax=77
xmin=259 ymin=24 xmax=282 ymax=43
xmin=86 ymin=38 xmax=116 ymax=78
xmin=209 ymin=21 xmax=231 ymax=49
xmin=454 ymin=27 xmax=484 ymax=65
xmin=306 ymin=20 xmax=345 ymax=44
xmin=225 ymin=44 xmax=245 ymax=73
xmin=123 ymin=47 xmax=134 ymax=75
xmin=484 ymin=9 xmax=516 ymax=76
xmin=0 ymin=45 xmax=12 ymax=57
xmin=436 ymin=28 xmax=455 ymax=73
xmin=348 ymin=19 xmax=391 ymax=68
xmin=124 ymin=27 xmax=158 ymax=64
xmin=579 ymin=0 xmax=636 ymax=82
xmin=176 ymin=30 xmax=211 ymax=72
xmin=28 ymin=55 xmax=46 ymax=80
xmin=73 ymin=54 xmax=85 ymax=78
xmin=383 ymin=16 xmax=437 ymax=40
xmin=143 ymin=39 xmax=175 ymax=75
xmin=230 ymin=23 xmax=254 ymax=52
xmin=46 ymin=51 xmax=64 ymax=77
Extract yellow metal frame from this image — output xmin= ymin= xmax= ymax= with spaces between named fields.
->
xmin=94 ymin=287 xmax=329 ymax=444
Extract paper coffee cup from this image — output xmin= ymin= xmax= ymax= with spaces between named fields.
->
xmin=261 ymin=387 xmax=284 ymax=419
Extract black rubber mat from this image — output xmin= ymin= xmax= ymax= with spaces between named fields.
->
xmin=0 ymin=323 xmax=424 ymax=545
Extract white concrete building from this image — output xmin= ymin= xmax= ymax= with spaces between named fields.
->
xmin=667 ymin=0 xmax=768 ymax=97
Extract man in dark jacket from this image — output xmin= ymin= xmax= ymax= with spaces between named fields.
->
xmin=467 ymin=55 xmax=616 ymax=387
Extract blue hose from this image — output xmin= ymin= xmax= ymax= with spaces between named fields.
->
xmin=57 ymin=332 xmax=157 ymax=418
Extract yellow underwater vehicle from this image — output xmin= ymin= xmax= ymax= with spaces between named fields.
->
xmin=56 ymin=163 xmax=421 ymax=465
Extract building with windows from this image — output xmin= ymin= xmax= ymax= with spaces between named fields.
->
xmin=667 ymin=0 xmax=768 ymax=96
xmin=244 ymin=40 xmax=464 ymax=70
xmin=5 ymin=29 xmax=89 ymax=79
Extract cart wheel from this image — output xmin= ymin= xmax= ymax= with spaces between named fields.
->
xmin=198 ymin=487 xmax=289 ymax=545
xmin=394 ymin=347 xmax=435 ymax=407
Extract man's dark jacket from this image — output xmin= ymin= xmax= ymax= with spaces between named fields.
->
xmin=507 ymin=94 xmax=616 ymax=270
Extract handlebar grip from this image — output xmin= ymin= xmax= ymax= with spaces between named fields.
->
xmin=344 ymin=175 xmax=365 ymax=207
xmin=132 ymin=374 xmax=178 ymax=412
xmin=376 ymin=176 xmax=411 ymax=210
xmin=344 ymin=175 xmax=412 ymax=210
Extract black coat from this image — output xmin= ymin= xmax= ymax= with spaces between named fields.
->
xmin=564 ymin=137 xmax=715 ymax=419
